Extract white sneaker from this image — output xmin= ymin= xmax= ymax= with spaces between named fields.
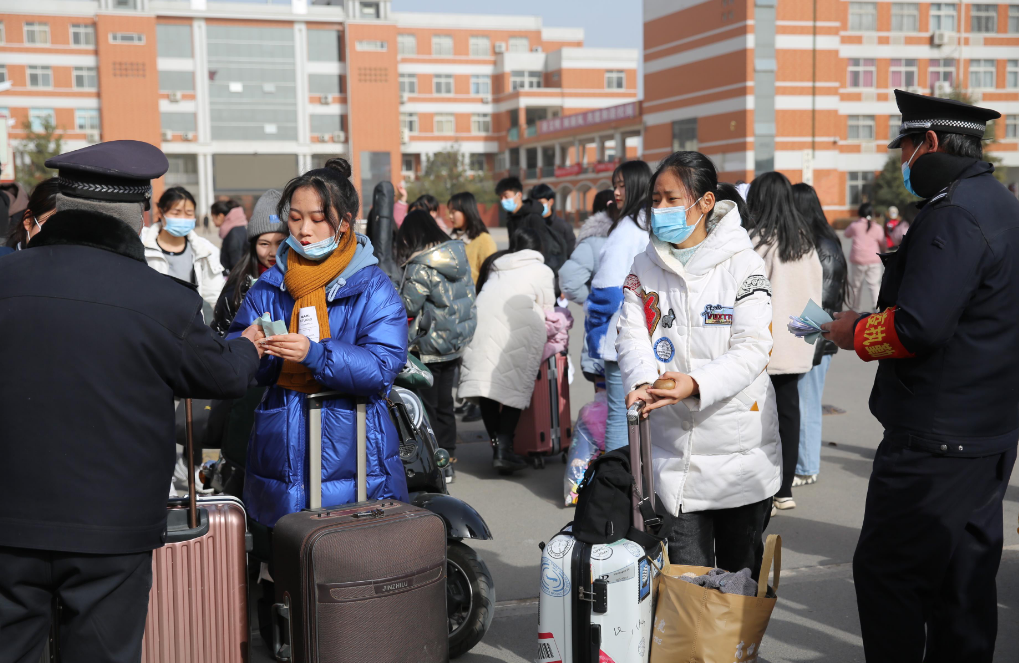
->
xmin=792 ymin=474 xmax=818 ymax=487
xmin=773 ymin=496 xmax=796 ymax=510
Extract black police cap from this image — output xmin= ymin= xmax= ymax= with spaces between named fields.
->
xmin=888 ymin=89 xmax=1001 ymax=149
xmin=45 ymin=140 xmax=169 ymax=207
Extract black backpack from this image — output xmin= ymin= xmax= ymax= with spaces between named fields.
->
xmin=572 ymin=449 xmax=662 ymax=546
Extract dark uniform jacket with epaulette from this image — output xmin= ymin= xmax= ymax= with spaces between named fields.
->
xmin=854 ymin=154 xmax=1019 ymax=457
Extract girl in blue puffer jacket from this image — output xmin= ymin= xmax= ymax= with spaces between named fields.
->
xmin=227 ymin=158 xmax=409 ymax=529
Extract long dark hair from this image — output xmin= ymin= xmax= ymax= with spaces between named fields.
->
xmin=858 ymin=201 xmax=874 ymax=231
xmin=211 ymin=198 xmax=240 ymax=217
xmin=644 ymin=151 xmax=718 ymax=233
xmin=409 ymin=194 xmax=439 ymax=215
xmin=611 ymin=160 xmax=652 ymax=232
xmin=157 ymin=186 xmax=196 ymax=216
xmin=9 ymin=177 xmax=59 ymax=247
xmin=745 ymin=171 xmax=814 ymax=262
xmin=447 ymin=191 xmax=489 ymax=241
xmin=592 ymin=189 xmax=614 ymax=215
xmin=791 ymin=183 xmax=840 ymax=247
xmin=715 ymin=182 xmax=749 ymax=225
xmin=278 ymin=158 xmax=359 ymax=232
xmin=396 ymin=209 xmax=450 ymax=265
xmin=222 ymin=237 xmax=261 ymax=312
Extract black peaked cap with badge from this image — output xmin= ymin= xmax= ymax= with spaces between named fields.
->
xmin=888 ymin=89 xmax=1001 ymax=149
xmin=45 ymin=140 xmax=169 ymax=209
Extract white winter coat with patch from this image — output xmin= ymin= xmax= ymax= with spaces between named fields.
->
xmin=615 ymin=201 xmax=782 ymax=515
xmin=141 ymin=224 xmax=225 ymax=312
xmin=458 ymin=249 xmax=555 ymax=409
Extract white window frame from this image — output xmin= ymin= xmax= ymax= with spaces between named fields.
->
xmin=847 ymin=115 xmax=876 ymax=140
xmin=848 ymin=2 xmax=878 ymax=31
xmin=469 ymin=154 xmax=486 ymax=172
xmin=29 ymin=108 xmax=56 ymax=132
xmin=469 ymin=36 xmax=490 ymax=57
xmin=432 ymin=35 xmax=454 ymax=57
xmin=1010 ymin=5 xmax=1019 ymax=32
xmin=434 ymin=114 xmax=455 ymax=135
xmin=1008 ymin=59 xmax=1019 ymax=88
xmin=402 ymin=155 xmax=414 ymax=174
xmin=847 ymin=171 xmax=874 ymax=207
xmin=508 ymin=36 xmax=529 ymax=52
xmin=889 ymin=114 xmax=902 ymax=136
xmin=930 ymin=4 xmax=958 ymax=31
xmin=605 ymin=70 xmax=625 ymax=89
xmin=470 ymin=75 xmax=491 ymax=96
xmin=891 ymin=3 xmax=920 ymax=31
xmin=847 ymin=58 xmax=876 ymax=87
xmin=109 ymin=32 xmax=145 ymax=44
xmin=0 ymin=65 xmax=6 ymax=84
xmin=358 ymin=1 xmax=380 ymax=19
xmin=526 ymin=71 xmax=543 ymax=89
xmin=24 ymin=22 xmax=50 ymax=45
xmin=970 ymin=4 xmax=998 ymax=33
xmin=471 ymin=113 xmax=491 ymax=134
xmin=1006 ymin=114 xmax=1018 ymax=138
xmin=0 ymin=21 xmax=5 ymax=45
xmin=73 ymin=66 xmax=98 ymax=89
xmin=929 ymin=59 xmax=956 ymax=87
xmin=969 ymin=59 xmax=997 ymax=89
xmin=889 ymin=59 xmax=918 ymax=88
xmin=75 ymin=109 xmax=100 ymax=131
xmin=28 ymin=65 xmax=53 ymax=89
xmin=399 ymin=73 xmax=417 ymax=95
xmin=400 ymin=112 xmax=418 ymax=133
xmin=70 ymin=24 xmax=95 ymax=47
xmin=397 ymin=34 xmax=416 ymax=56
xmin=433 ymin=73 xmax=453 ymax=95
xmin=510 ymin=71 xmax=526 ymax=91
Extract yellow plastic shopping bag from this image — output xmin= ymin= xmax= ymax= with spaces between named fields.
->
xmin=649 ymin=535 xmax=781 ymax=663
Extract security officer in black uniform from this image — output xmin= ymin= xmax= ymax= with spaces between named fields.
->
xmin=823 ymin=90 xmax=1019 ymax=662
xmin=0 ymin=141 xmax=265 ymax=662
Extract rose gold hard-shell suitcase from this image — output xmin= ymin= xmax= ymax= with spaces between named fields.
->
xmin=514 ymin=353 xmax=572 ymax=466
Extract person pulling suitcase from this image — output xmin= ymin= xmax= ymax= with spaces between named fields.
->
xmin=0 ymin=141 xmax=264 ymax=663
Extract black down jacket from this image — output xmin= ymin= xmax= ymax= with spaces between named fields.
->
xmin=814 ymin=234 xmax=848 ymax=364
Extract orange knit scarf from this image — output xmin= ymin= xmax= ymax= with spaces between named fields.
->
xmin=277 ymin=230 xmax=357 ymax=393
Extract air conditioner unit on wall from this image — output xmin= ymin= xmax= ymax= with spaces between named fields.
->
xmin=86 ymin=131 xmax=100 ymax=144
xmin=532 ymin=46 xmax=542 ymax=53
xmin=333 ymin=131 xmax=346 ymax=143
xmin=481 ymin=96 xmax=491 ymax=104
xmin=320 ymin=95 xmax=332 ymax=105
xmin=931 ymin=30 xmax=954 ymax=46
xmin=401 ymin=128 xmax=410 ymax=144
xmin=400 ymin=92 xmax=408 ymax=103
xmin=162 ymin=130 xmax=173 ymax=141
xmin=318 ymin=133 xmax=330 ymax=142
xmin=494 ymin=42 xmax=506 ymax=53
xmin=168 ymin=91 xmax=181 ymax=103
xmin=182 ymin=132 xmax=195 ymax=141
xmin=934 ymin=80 xmax=952 ymax=96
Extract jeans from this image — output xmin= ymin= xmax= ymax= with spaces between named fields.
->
xmin=418 ymin=358 xmax=460 ymax=455
xmin=770 ymin=373 xmax=801 ymax=499
xmin=603 ymin=360 xmax=627 ymax=452
xmin=796 ymin=354 xmax=832 ymax=476
xmin=660 ymin=498 xmax=773 ymax=581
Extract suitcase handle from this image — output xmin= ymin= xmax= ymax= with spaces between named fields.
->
xmin=272 ymin=598 xmax=292 ymax=662
xmin=626 ymin=400 xmax=655 ymax=532
xmin=307 ymin=392 xmax=368 ymax=510
xmin=184 ymin=399 xmax=198 ymax=529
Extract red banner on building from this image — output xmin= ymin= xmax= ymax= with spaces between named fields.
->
xmin=554 ymin=164 xmax=583 ymax=178
xmin=538 ymin=102 xmax=639 ymax=135
xmin=593 ymin=161 xmax=618 ymax=173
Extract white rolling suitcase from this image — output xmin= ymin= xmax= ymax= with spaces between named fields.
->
xmin=537 ymin=400 xmax=663 ymax=663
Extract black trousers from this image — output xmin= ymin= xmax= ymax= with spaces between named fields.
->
xmin=660 ymin=497 xmax=772 ymax=582
xmin=0 ymin=546 xmax=153 ymax=663
xmin=770 ymin=373 xmax=802 ymax=498
xmin=854 ymin=437 xmax=1016 ymax=663
xmin=418 ymin=358 xmax=460 ymax=455
xmin=478 ymin=397 xmax=522 ymax=442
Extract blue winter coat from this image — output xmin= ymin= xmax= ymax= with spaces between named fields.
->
xmin=227 ymin=234 xmax=409 ymax=527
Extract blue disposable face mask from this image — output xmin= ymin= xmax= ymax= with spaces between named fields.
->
xmin=542 ymin=202 xmax=551 ymax=216
xmin=500 ymin=197 xmax=517 ymax=213
xmin=651 ymin=196 xmax=704 ymax=244
xmin=287 ymin=231 xmax=340 ymax=261
xmin=901 ymin=142 xmax=924 ymax=197
xmin=163 ymin=217 xmax=196 ymax=237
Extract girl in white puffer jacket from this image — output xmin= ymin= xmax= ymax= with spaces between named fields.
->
xmin=617 ymin=152 xmax=781 ymax=579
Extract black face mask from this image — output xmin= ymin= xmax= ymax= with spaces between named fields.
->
xmin=909 ymin=152 xmax=978 ymax=199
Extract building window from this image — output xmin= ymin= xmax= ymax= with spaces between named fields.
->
xmin=847 ymin=59 xmax=876 ymax=87
xmin=70 ymin=24 xmax=95 ymax=47
xmin=432 ymin=35 xmax=453 ymax=56
xmin=0 ymin=66 xmax=6 ymax=83
xmin=434 ymin=114 xmax=454 ymax=134
xmin=158 ymin=71 xmax=194 ymax=91
xmin=310 ymin=114 xmax=342 ymax=134
xmin=73 ymin=66 xmax=98 ymax=89
xmin=156 ymin=24 xmax=191 ymax=58
xmin=354 ymin=40 xmax=386 ymax=52
xmin=76 ymin=109 xmax=100 ymax=131
xmin=308 ymin=30 xmax=341 ymax=62
xmin=969 ymin=59 xmax=997 ymax=88
xmin=1008 ymin=60 xmax=1019 ymax=87
xmin=29 ymin=108 xmax=56 ymax=132
xmin=847 ymin=171 xmax=875 ymax=207
xmin=470 ymin=75 xmax=491 ymax=95
xmin=400 ymin=113 xmax=418 ymax=133
xmin=929 ymin=59 xmax=955 ymax=88
xmin=849 ymin=3 xmax=877 ymax=31
xmin=889 ymin=114 xmax=902 ymax=137
xmin=508 ymin=36 xmax=529 ymax=52
xmin=469 ymin=154 xmax=486 ymax=171
xmin=1006 ymin=114 xmax=1018 ymax=137
xmin=28 ymin=65 xmax=52 ymax=88
xmin=0 ymin=21 xmax=5 ymax=44
xmin=309 ymin=74 xmax=341 ymax=95
xmin=469 ymin=36 xmax=490 ymax=57
xmin=889 ymin=59 xmax=918 ymax=87
xmin=672 ymin=118 xmax=698 ymax=152
xmin=1010 ymin=5 xmax=1019 ymax=32
xmin=471 ymin=113 xmax=491 ymax=133
xmin=971 ymin=4 xmax=998 ymax=32
xmin=114 ymin=0 xmax=139 ymax=8
xmin=397 ymin=34 xmax=416 ymax=55
xmin=511 ymin=71 xmax=543 ymax=90
xmin=25 ymin=22 xmax=50 ymax=45
xmin=359 ymin=2 xmax=380 ymax=19
xmin=399 ymin=73 xmax=417 ymax=94
xmin=891 ymin=3 xmax=919 ymax=31
xmin=402 ymin=156 xmax=414 ymax=173
xmin=848 ymin=115 xmax=876 ymax=140
xmin=109 ymin=32 xmax=145 ymax=44
xmin=930 ymin=4 xmax=957 ymax=31
xmin=160 ymin=112 xmax=196 ymax=133
xmin=433 ymin=73 xmax=453 ymax=95
xmin=605 ymin=70 xmax=625 ymax=89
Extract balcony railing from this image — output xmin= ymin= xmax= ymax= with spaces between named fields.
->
xmin=541 ymin=166 xmax=555 ymax=177
xmin=508 ymin=126 xmax=519 ymax=142
xmin=525 ymin=168 xmax=538 ymax=180
xmin=525 ymin=125 xmax=538 ymax=137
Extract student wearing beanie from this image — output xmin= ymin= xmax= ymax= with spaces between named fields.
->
xmin=212 ymin=189 xmax=288 ymax=335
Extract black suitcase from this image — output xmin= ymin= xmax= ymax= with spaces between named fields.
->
xmin=270 ymin=392 xmax=448 ymax=663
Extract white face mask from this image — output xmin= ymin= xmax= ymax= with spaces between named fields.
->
xmin=25 ymin=217 xmax=43 ymax=243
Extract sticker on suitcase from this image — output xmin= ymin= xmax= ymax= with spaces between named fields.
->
xmin=638 ymin=558 xmax=652 ymax=602
xmin=540 ymin=558 xmax=571 ymax=597
xmin=536 ymin=632 xmax=563 ymax=663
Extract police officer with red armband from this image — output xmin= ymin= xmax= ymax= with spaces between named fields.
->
xmin=822 ymin=90 xmax=1019 ymax=662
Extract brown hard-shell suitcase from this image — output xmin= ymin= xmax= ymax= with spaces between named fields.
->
xmin=140 ymin=399 xmax=251 ymax=663
xmin=270 ymin=393 xmax=448 ymax=663
xmin=514 ymin=353 xmax=572 ymax=466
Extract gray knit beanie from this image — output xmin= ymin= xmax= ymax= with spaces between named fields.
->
xmin=247 ymin=189 xmax=288 ymax=239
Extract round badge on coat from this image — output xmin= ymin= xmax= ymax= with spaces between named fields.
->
xmin=654 ymin=337 xmax=675 ymax=363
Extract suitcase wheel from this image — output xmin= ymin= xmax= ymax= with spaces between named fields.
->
xmin=529 ymin=454 xmax=546 ymax=470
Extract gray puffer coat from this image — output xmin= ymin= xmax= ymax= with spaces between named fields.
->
xmin=400 ymin=240 xmax=477 ymax=363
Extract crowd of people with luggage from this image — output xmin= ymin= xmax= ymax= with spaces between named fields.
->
xmin=1 ymin=88 xmax=1018 ymax=663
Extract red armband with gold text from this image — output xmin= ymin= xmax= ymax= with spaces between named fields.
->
xmin=854 ymin=307 xmax=916 ymax=362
